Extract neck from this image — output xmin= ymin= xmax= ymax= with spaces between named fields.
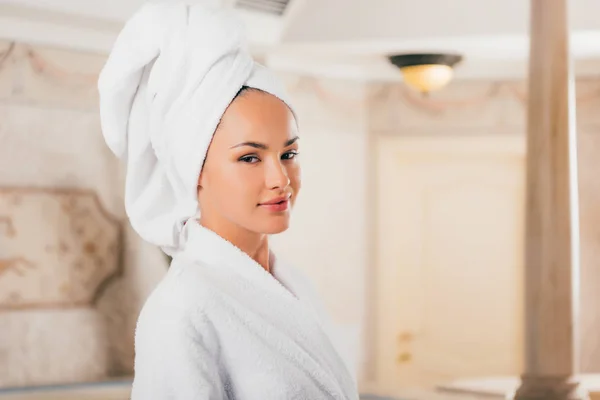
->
xmin=198 ymin=217 xmax=271 ymax=273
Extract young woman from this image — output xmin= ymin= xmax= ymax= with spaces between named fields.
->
xmin=98 ymin=2 xmax=358 ymax=399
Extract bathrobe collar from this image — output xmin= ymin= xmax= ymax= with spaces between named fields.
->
xmin=179 ymin=220 xmax=301 ymax=302
xmin=174 ymin=219 xmax=358 ymax=399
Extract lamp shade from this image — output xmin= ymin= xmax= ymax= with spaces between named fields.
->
xmin=388 ymin=53 xmax=463 ymax=93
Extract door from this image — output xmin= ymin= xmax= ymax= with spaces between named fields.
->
xmin=375 ymin=135 xmax=525 ymax=390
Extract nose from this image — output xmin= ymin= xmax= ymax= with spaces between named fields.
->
xmin=265 ymin=157 xmax=290 ymax=190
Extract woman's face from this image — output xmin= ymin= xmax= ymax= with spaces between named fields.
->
xmin=198 ymin=89 xmax=300 ymax=235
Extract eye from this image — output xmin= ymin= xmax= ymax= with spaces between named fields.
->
xmin=239 ymin=155 xmax=260 ymax=163
xmin=282 ymin=150 xmax=299 ymax=160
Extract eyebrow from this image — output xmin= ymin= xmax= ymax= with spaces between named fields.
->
xmin=230 ymin=136 xmax=299 ymax=150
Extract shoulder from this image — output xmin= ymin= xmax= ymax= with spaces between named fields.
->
xmin=130 ymin=260 xmax=228 ymax=399
xmin=134 ymin=257 xmax=221 ymax=347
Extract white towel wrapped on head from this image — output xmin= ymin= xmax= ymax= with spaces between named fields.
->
xmin=98 ymin=1 xmax=295 ymax=255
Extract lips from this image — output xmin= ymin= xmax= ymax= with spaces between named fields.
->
xmin=259 ymin=194 xmax=291 ymax=206
xmin=259 ymin=194 xmax=291 ymax=212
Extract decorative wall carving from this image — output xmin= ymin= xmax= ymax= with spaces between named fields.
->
xmin=0 ymin=187 xmax=122 ymax=311
xmin=368 ymin=79 xmax=600 ymax=132
xmin=0 ymin=40 xmax=104 ymax=110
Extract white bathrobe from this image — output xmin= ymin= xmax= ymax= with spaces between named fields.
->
xmin=131 ymin=220 xmax=359 ymax=400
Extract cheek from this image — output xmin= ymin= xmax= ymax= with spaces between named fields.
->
xmin=289 ymin=163 xmax=301 ymax=194
xmin=215 ymin=166 xmax=263 ymax=206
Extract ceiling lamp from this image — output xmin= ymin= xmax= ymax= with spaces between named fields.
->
xmin=388 ymin=53 xmax=463 ymax=94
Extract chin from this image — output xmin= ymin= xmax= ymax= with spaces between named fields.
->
xmin=257 ymin=218 xmax=291 ymax=235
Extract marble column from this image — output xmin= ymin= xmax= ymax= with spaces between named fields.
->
xmin=513 ymin=0 xmax=587 ymax=399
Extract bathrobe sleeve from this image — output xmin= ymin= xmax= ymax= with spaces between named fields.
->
xmin=130 ymin=299 xmax=226 ymax=399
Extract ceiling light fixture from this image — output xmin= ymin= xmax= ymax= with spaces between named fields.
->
xmin=388 ymin=53 xmax=463 ymax=94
